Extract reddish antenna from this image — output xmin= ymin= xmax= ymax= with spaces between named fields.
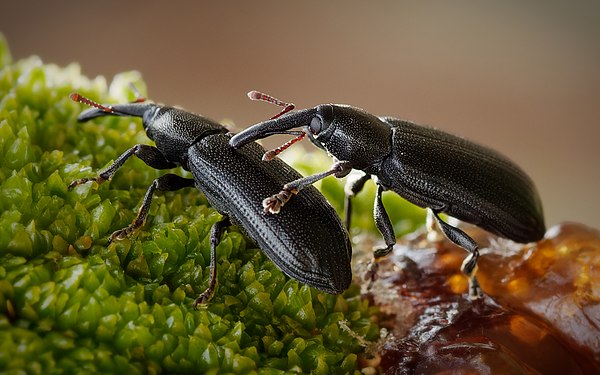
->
xmin=70 ymin=93 xmax=114 ymax=113
xmin=247 ymin=90 xmax=306 ymax=160
xmin=247 ymin=90 xmax=295 ymax=119
xmin=71 ymin=84 xmax=145 ymax=113
xmin=262 ymin=132 xmax=306 ymax=161
xmin=129 ymin=83 xmax=147 ymax=103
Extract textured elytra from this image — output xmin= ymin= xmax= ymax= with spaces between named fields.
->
xmin=376 ymin=117 xmax=545 ymax=243
xmin=144 ymin=107 xmax=225 ymax=163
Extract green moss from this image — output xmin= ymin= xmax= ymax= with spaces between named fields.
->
xmin=0 ymin=34 xmax=398 ymax=373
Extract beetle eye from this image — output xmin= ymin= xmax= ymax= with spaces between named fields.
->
xmin=309 ymin=117 xmax=322 ymax=135
xmin=313 ymin=104 xmax=335 ymax=136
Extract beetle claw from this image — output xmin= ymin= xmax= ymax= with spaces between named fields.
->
xmin=467 ymin=276 xmax=483 ymax=299
xmin=263 ymin=187 xmax=299 ymax=214
xmin=262 ymin=196 xmax=282 ymax=214
xmin=461 ymin=251 xmax=483 ymax=299
xmin=193 ymin=295 xmax=206 ymax=310
xmin=68 ymin=176 xmax=106 ymax=190
xmin=108 ymin=226 xmax=136 ymax=243
xmin=373 ymin=245 xmax=394 ymax=258
xmin=193 ymin=289 xmax=214 ymax=310
xmin=460 ymin=250 xmax=480 ymax=277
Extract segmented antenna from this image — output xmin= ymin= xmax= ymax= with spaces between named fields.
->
xmin=247 ymin=90 xmax=306 ymax=160
xmin=129 ymin=83 xmax=147 ymax=103
xmin=70 ymin=93 xmax=114 ymax=113
xmin=247 ymin=90 xmax=295 ymax=119
xmin=263 ymin=132 xmax=306 ymax=161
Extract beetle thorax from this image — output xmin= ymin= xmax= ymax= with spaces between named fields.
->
xmin=321 ymin=106 xmax=393 ymax=170
xmin=145 ymin=107 xmax=225 ymax=165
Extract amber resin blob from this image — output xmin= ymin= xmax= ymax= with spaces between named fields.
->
xmin=359 ymin=222 xmax=600 ymax=374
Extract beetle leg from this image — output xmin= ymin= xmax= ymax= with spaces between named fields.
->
xmin=425 ymin=208 xmax=445 ymax=242
xmin=263 ymin=160 xmax=353 ymax=214
xmin=194 ymin=217 xmax=231 ymax=309
xmin=343 ymin=172 xmax=371 ymax=230
xmin=68 ymin=144 xmax=177 ymax=189
xmin=431 ymin=211 xmax=483 ymax=299
xmin=109 ymin=174 xmax=195 ymax=242
xmin=372 ymin=184 xmax=396 ymax=258
xmin=364 ymin=184 xmax=396 ymax=283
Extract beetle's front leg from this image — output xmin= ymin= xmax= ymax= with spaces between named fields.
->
xmin=109 ymin=174 xmax=195 ymax=242
xmin=431 ymin=210 xmax=483 ymax=299
xmin=262 ymin=160 xmax=353 ymax=214
xmin=194 ymin=217 xmax=231 ymax=309
xmin=372 ymin=184 xmax=397 ymax=257
xmin=364 ymin=184 xmax=397 ymax=282
xmin=68 ymin=144 xmax=177 ymax=189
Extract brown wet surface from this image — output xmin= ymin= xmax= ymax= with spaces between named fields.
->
xmin=356 ymin=222 xmax=600 ymax=374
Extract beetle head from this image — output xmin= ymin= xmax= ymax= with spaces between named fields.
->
xmin=72 ymin=93 xmax=158 ymax=130
xmin=71 ymin=93 xmax=226 ymax=166
xmin=230 ymin=104 xmax=393 ymax=169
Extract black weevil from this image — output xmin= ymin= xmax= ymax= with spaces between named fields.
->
xmin=230 ymin=92 xmax=546 ymax=299
xmin=69 ymin=92 xmax=352 ymax=308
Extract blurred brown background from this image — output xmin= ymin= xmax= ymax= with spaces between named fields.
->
xmin=2 ymin=1 xmax=599 ymax=229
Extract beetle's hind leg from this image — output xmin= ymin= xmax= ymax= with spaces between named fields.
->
xmin=373 ymin=184 xmax=396 ymax=258
xmin=364 ymin=184 xmax=397 ymax=284
xmin=109 ymin=174 xmax=195 ymax=242
xmin=431 ymin=211 xmax=483 ymax=299
xmin=194 ymin=217 xmax=231 ymax=309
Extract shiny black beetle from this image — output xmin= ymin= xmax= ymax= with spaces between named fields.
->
xmin=230 ymin=92 xmax=546 ymax=298
xmin=69 ymin=93 xmax=352 ymax=308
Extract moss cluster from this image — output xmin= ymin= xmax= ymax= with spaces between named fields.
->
xmin=0 ymin=35 xmax=390 ymax=374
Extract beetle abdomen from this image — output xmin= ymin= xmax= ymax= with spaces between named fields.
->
xmin=188 ymin=133 xmax=352 ymax=294
xmin=379 ymin=118 xmax=545 ymax=243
